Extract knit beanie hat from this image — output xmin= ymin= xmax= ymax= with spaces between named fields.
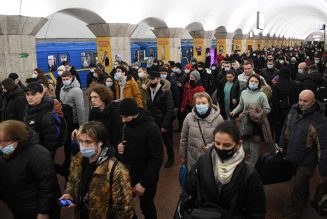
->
xmin=120 ymin=98 xmax=139 ymax=116
xmin=190 ymin=70 xmax=201 ymax=80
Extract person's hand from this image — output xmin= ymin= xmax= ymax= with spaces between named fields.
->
xmin=230 ymin=112 xmax=235 ymax=117
xmin=232 ymin=99 xmax=237 ymax=105
xmin=71 ymin=129 xmax=78 ymax=140
xmin=37 ymin=214 xmax=49 ymax=219
xmin=59 ymin=194 xmax=76 ymax=209
xmin=161 ymin=128 xmax=167 ymax=133
xmin=202 ymin=145 xmax=209 ymax=151
xmin=176 ymin=82 xmax=182 ymax=87
xmin=142 ymin=84 xmax=147 ymax=90
xmin=117 ymin=141 xmax=126 ymax=154
xmin=133 ymin=183 xmax=145 ymax=196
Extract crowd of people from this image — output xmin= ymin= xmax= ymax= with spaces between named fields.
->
xmin=0 ymin=44 xmax=326 ymax=219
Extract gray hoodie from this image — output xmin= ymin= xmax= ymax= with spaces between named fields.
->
xmin=60 ymin=78 xmax=86 ymax=125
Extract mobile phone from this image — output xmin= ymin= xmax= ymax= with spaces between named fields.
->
xmin=58 ymin=199 xmax=74 ymax=207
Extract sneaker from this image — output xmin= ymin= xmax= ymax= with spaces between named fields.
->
xmin=164 ymin=159 xmax=174 ymax=168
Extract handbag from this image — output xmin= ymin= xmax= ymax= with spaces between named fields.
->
xmin=255 ymin=150 xmax=295 ymax=185
xmin=311 ymin=181 xmax=327 ymax=216
xmin=179 ymin=164 xmax=188 ymax=189
xmin=188 ymin=203 xmax=226 ymax=219
xmin=238 ymin=115 xmax=253 ymax=138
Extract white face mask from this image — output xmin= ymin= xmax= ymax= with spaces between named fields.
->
xmin=298 ymin=69 xmax=304 ymax=74
xmin=58 ymin=71 xmax=63 ymax=76
xmin=138 ymin=72 xmax=145 ymax=79
xmin=106 ymin=82 xmax=113 ymax=88
xmin=32 ymin=73 xmax=38 ymax=78
xmin=184 ymin=69 xmax=190 ymax=74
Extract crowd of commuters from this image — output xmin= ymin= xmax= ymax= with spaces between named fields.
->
xmin=0 ymin=44 xmax=326 ymax=218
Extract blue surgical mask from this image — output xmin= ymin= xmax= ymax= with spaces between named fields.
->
xmin=106 ymin=82 xmax=113 ymax=88
xmin=211 ymin=66 xmax=216 ymax=70
xmin=114 ymin=72 xmax=122 ymax=81
xmin=160 ymin=74 xmax=167 ymax=79
xmin=79 ymin=145 xmax=97 ymax=158
xmin=63 ymin=80 xmax=72 ymax=86
xmin=195 ymin=104 xmax=209 ymax=115
xmin=248 ymin=83 xmax=258 ymax=90
xmin=0 ymin=143 xmax=15 ymax=155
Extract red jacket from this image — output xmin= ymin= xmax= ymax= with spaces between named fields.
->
xmin=181 ymin=82 xmax=205 ymax=109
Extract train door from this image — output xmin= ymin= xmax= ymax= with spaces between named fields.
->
xmin=59 ymin=53 xmax=69 ymax=65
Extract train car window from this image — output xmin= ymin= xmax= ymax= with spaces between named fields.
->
xmin=59 ymin=54 xmax=69 ymax=65
xmin=133 ymin=50 xmax=139 ymax=62
xmin=140 ymin=50 xmax=145 ymax=61
xmin=149 ymin=48 xmax=154 ymax=57
xmin=47 ymin=54 xmax=57 ymax=72
xmin=81 ymin=52 xmax=97 ymax=68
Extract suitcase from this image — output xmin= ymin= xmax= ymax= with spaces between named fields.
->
xmin=255 ymin=151 xmax=295 ymax=185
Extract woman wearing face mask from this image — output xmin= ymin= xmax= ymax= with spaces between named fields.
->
xmin=136 ymin=67 xmax=150 ymax=109
xmin=175 ymin=121 xmax=266 ymax=219
xmin=113 ymin=66 xmax=143 ymax=108
xmin=181 ymin=71 xmax=205 ymax=114
xmin=216 ymin=70 xmax=240 ymax=120
xmin=180 ymin=92 xmax=223 ymax=172
xmin=0 ymin=120 xmax=60 ymax=219
xmin=230 ymin=74 xmax=271 ymax=167
xmin=86 ymin=84 xmax=122 ymax=149
xmin=60 ymin=121 xmax=134 ymax=218
xmin=104 ymin=75 xmax=116 ymax=97
xmin=33 ymin=68 xmax=50 ymax=88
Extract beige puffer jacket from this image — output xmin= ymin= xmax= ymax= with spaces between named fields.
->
xmin=180 ymin=104 xmax=224 ymax=171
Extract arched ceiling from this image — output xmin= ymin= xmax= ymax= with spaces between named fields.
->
xmin=2 ymin=0 xmax=326 ymax=39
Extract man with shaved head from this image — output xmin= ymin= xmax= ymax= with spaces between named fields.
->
xmin=279 ymin=90 xmax=327 ymax=218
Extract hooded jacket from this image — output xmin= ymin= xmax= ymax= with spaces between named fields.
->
xmin=0 ymin=130 xmax=59 ymax=216
xmin=180 ymin=105 xmax=224 ymax=171
xmin=114 ymin=75 xmax=143 ymax=108
xmin=60 ymin=77 xmax=86 ymax=125
xmin=24 ymin=96 xmax=59 ymax=154
xmin=181 ymin=81 xmax=205 ymax=110
xmin=280 ymin=102 xmax=327 ymax=176
xmin=146 ymin=78 xmax=174 ymax=129
xmin=1 ymin=86 xmax=27 ymax=122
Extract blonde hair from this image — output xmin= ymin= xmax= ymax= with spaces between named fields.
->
xmin=193 ymin=92 xmax=213 ymax=106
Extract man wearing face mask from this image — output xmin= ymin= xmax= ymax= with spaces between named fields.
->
xmin=314 ymin=55 xmax=326 ymax=74
xmin=55 ymin=65 xmax=66 ymax=100
xmin=279 ymin=90 xmax=327 ymax=219
xmin=274 ymin=56 xmax=289 ymax=70
xmin=146 ymin=71 xmax=175 ymax=168
xmin=117 ymin=98 xmax=163 ymax=219
xmin=159 ymin=67 xmax=180 ymax=109
xmin=216 ymin=61 xmax=232 ymax=85
xmin=136 ymin=67 xmax=150 ymax=109
xmin=197 ymin=62 xmax=216 ymax=95
xmin=261 ymin=59 xmax=279 ymax=87
xmin=86 ymin=63 xmax=97 ymax=88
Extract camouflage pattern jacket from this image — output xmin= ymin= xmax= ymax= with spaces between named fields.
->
xmin=65 ymin=150 xmax=134 ymax=218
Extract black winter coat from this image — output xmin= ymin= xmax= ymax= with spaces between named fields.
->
xmin=0 ymin=130 xmax=60 ymax=216
xmin=88 ymin=102 xmax=123 ymax=148
xmin=280 ymin=102 xmax=327 ymax=176
xmin=261 ymin=68 xmax=279 ymax=86
xmin=166 ymin=76 xmax=180 ymax=108
xmin=1 ymin=86 xmax=27 ymax=122
xmin=147 ymin=79 xmax=174 ymax=129
xmin=216 ymin=78 xmax=240 ymax=119
xmin=199 ymin=69 xmax=216 ymax=95
xmin=179 ymin=147 xmax=266 ymax=218
xmin=24 ymin=96 xmax=59 ymax=154
xmin=122 ymin=111 xmax=163 ymax=187
xmin=303 ymin=71 xmax=324 ymax=95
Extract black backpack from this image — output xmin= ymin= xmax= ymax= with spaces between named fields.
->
xmin=316 ymin=86 xmax=327 ymax=103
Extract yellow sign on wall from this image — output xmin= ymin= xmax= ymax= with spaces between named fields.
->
xmin=217 ymin=39 xmax=226 ymax=56
xmin=256 ymin=40 xmax=262 ymax=50
xmin=246 ymin=39 xmax=253 ymax=51
xmin=96 ymin=37 xmax=112 ymax=72
xmin=157 ymin=38 xmax=170 ymax=61
xmin=193 ymin=38 xmax=205 ymax=62
xmin=233 ymin=39 xmax=242 ymax=54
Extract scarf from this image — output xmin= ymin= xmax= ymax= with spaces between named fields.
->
xmin=211 ymin=146 xmax=245 ymax=185
xmin=119 ymin=76 xmax=127 ymax=100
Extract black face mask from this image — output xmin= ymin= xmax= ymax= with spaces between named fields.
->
xmin=149 ymin=83 xmax=157 ymax=88
xmin=214 ymin=147 xmax=236 ymax=161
